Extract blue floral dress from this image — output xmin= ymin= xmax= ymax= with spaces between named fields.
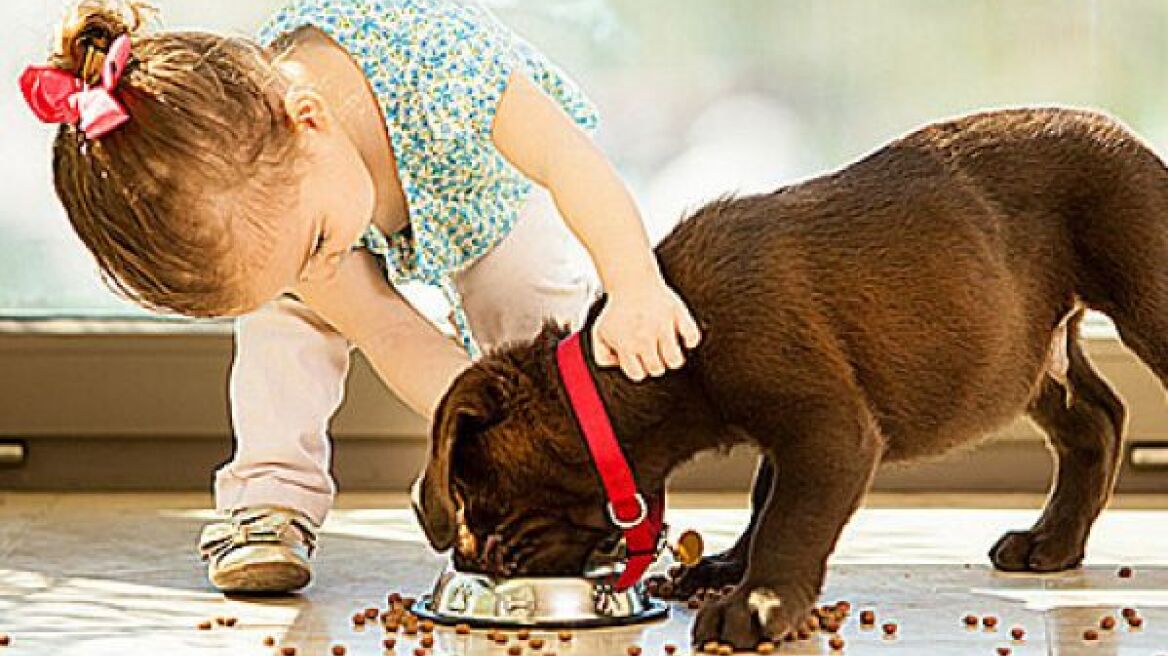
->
xmin=258 ymin=0 xmax=599 ymax=356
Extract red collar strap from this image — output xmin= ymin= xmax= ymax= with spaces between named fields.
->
xmin=556 ymin=331 xmax=665 ymax=591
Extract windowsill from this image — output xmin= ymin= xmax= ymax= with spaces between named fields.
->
xmin=0 ymin=317 xmax=232 ymax=336
xmin=0 ymin=309 xmax=1121 ymax=339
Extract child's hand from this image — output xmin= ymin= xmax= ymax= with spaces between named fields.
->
xmin=591 ymin=277 xmax=702 ymax=381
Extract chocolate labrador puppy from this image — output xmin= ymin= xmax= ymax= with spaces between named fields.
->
xmin=413 ymin=108 xmax=1167 ymax=648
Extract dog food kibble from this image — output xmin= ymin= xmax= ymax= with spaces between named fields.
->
xmin=0 ymin=635 xmax=10 ymax=647
xmin=1118 ymin=566 xmax=1134 ymax=578
xmin=530 ymin=638 xmax=546 ymax=649
xmin=627 ymin=646 xmax=642 ymax=656
xmin=420 ymin=619 xmax=435 ymax=633
xmin=757 ymin=641 xmax=776 ymax=654
xmin=197 ymin=621 xmax=212 ymax=630
xmin=388 ymin=592 xmax=402 ymax=605
xmin=663 ymin=644 xmax=678 ymax=655
xmin=225 ymin=617 xmax=238 ymax=627
xmin=1011 ymin=626 xmax=1025 ymax=640
xmin=351 ymin=612 xmax=366 ymax=626
xmin=455 ymin=623 xmax=471 ymax=635
xmin=420 ymin=635 xmax=434 ymax=648
xmin=1083 ymin=629 xmax=1099 ymax=641
xmin=365 ymin=607 xmax=379 ymax=619
xmin=215 ymin=616 xmax=226 ymax=626
xmin=508 ymin=646 xmax=522 ymax=656
xmin=828 ymin=636 xmax=845 ymax=651
xmin=1122 ymin=607 xmax=1138 ymax=619
xmin=495 ymin=634 xmax=510 ymax=645
xmin=882 ymin=622 xmax=898 ymax=636
xmin=1101 ymin=616 xmax=1117 ymax=630
xmin=280 ymin=648 xmax=296 ymax=656
xmin=835 ymin=601 xmax=852 ymax=614
xmin=859 ymin=610 xmax=876 ymax=625
xmin=997 ymin=648 xmax=1011 ymax=656
xmin=558 ymin=631 xmax=573 ymax=642
xmin=822 ymin=619 xmax=841 ymax=633
xmin=331 ymin=645 xmax=346 ymax=656
xmin=1129 ymin=615 xmax=1145 ymax=628
xmin=982 ymin=615 xmax=998 ymax=629
xmin=263 ymin=636 xmax=276 ymax=647
xmin=383 ymin=637 xmax=396 ymax=649
xmin=414 ymin=649 xmax=426 ymax=656
xmin=517 ymin=628 xmax=530 ymax=640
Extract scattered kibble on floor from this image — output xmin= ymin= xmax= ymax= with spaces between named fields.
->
xmin=1101 ymin=615 xmax=1117 ymax=630
xmin=964 ymin=614 xmax=979 ymax=627
xmin=997 ymin=647 xmax=1012 ymax=656
xmin=1011 ymin=626 xmax=1025 ymax=640
xmin=859 ymin=609 xmax=876 ymax=624
xmin=1083 ymin=629 xmax=1099 ymax=641
xmin=828 ymin=636 xmax=845 ymax=651
xmin=983 ymin=615 xmax=999 ymax=629
xmin=882 ymin=621 xmax=898 ymax=636
xmin=330 ymin=645 xmax=346 ymax=656
xmin=1118 ymin=566 xmax=1134 ymax=578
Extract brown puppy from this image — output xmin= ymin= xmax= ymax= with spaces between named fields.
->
xmin=413 ymin=108 xmax=1168 ymax=648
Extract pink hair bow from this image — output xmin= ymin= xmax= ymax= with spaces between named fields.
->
xmin=18 ymin=34 xmax=132 ymax=139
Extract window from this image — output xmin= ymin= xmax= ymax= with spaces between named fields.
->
xmin=3 ymin=0 xmax=1163 ymax=326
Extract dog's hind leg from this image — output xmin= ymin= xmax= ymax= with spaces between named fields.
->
xmin=673 ymin=457 xmax=774 ymax=596
xmin=990 ymin=325 xmax=1126 ymax=572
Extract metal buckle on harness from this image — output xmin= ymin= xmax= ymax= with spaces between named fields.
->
xmin=606 ymin=493 xmax=648 ymax=529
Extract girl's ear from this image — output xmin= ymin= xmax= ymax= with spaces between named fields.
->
xmin=283 ymin=87 xmax=330 ymax=132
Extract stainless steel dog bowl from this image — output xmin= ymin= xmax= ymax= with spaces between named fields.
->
xmin=412 ymin=567 xmax=669 ymax=628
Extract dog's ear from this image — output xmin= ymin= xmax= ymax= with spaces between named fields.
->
xmin=413 ymin=366 xmax=505 ymax=551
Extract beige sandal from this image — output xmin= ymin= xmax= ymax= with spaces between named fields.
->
xmin=199 ymin=507 xmax=317 ymax=593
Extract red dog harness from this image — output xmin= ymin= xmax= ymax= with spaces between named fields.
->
xmin=556 ymin=331 xmax=665 ymax=591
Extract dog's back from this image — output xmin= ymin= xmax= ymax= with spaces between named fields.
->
xmin=655 ymin=107 xmax=1167 ymax=458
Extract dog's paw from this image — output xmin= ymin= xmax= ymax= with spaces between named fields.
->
xmin=691 ymin=585 xmax=808 ymax=650
xmin=990 ymin=530 xmax=1085 ymax=572
xmin=671 ymin=551 xmax=746 ymax=598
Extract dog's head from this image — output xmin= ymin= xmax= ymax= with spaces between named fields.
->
xmin=412 ymin=322 xmax=621 ymax=576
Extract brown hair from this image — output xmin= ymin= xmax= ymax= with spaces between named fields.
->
xmin=49 ymin=0 xmax=298 ymax=317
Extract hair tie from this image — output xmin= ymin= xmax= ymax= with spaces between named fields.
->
xmin=18 ymin=34 xmax=132 ymax=139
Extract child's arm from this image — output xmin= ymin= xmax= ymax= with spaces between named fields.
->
xmin=296 ymin=249 xmax=471 ymax=420
xmin=491 ymin=72 xmax=701 ymax=381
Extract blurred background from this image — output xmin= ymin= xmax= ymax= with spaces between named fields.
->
xmin=5 ymin=0 xmax=1168 ymax=316
xmin=2 ymin=1 xmax=1167 ymax=492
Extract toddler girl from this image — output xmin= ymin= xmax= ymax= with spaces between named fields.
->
xmin=21 ymin=0 xmax=699 ymax=592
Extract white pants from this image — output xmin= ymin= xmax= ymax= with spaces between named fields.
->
xmin=213 ymin=189 xmax=598 ymax=524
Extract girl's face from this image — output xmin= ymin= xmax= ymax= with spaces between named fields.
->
xmin=239 ymin=93 xmax=376 ymax=311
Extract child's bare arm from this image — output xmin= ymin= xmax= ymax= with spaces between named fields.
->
xmin=296 ymin=249 xmax=471 ymax=420
xmin=491 ymin=72 xmax=701 ymax=381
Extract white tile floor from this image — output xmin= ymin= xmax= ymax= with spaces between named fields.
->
xmin=2 ymin=492 xmax=1167 ymax=655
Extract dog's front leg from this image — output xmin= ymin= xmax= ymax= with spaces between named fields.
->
xmin=692 ymin=411 xmax=881 ymax=649
xmin=673 ymin=457 xmax=773 ymax=596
